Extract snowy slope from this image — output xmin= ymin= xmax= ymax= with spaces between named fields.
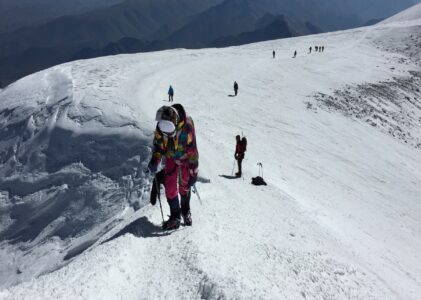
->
xmin=381 ymin=3 xmax=421 ymax=24
xmin=0 ymin=10 xmax=421 ymax=300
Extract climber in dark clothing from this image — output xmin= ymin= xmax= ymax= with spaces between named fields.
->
xmin=234 ymin=81 xmax=239 ymax=96
xmin=168 ymin=85 xmax=174 ymax=102
xmin=234 ymin=135 xmax=246 ymax=177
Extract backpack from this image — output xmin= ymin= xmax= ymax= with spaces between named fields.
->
xmin=251 ymin=176 xmax=267 ymax=186
xmin=241 ymin=137 xmax=247 ymax=152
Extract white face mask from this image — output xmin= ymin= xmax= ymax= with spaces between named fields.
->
xmin=158 ymin=120 xmax=176 ymax=136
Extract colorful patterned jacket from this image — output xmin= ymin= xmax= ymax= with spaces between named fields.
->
xmin=150 ymin=104 xmax=199 ymax=171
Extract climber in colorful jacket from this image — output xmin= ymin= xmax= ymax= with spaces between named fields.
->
xmin=148 ymin=104 xmax=199 ymax=230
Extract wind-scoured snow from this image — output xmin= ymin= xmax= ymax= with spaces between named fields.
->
xmin=0 ymin=9 xmax=421 ymax=300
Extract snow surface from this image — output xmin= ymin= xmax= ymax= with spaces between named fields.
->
xmin=0 ymin=11 xmax=421 ymax=300
xmin=381 ymin=3 xmax=421 ymax=24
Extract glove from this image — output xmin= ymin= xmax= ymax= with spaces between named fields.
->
xmin=149 ymin=170 xmax=165 ymax=206
xmin=188 ymin=168 xmax=198 ymax=188
xmin=188 ymin=175 xmax=197 ymax=188
xmin=147 ymin=159 xmax=158 ymax=174
xmin=150 ymin=177 xmax=158 ymax=206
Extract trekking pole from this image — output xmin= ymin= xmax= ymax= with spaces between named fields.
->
xmin=154 ymin=174 xmax=165 ymax=224
xmin=232 ymin=159 xmax=236 ymax=176
xmin=192 ymin=184 xmax=203 ymax=205
xmin=257 ymin=162 xmax=263 ymax=177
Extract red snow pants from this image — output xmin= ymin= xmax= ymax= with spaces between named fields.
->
xmin=164 ymin=157 xmax=189 ymax=200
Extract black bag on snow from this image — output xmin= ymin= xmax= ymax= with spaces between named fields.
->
xmin=251 ymin=176 xmax=267 ymax=186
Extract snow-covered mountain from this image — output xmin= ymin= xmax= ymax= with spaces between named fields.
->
xmin=1 ymin=0 xmax=417 ymax=87
xmin=381 ymin=2 xmax=421 ymax=23
xmin=0 ymin=4 xmax=421 ymax=299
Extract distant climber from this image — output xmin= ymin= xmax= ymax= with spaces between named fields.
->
xmin=234 ymin=135 xmax=247 ymax=177
xmin=168 ymin=85 xmax=174 ymax=102
xmin=234 ymin=81 xmax=239 ymax=96
xmin=309 ymin=47 xmax=312 ymax=54
xmin=293 ymin=50 xmax=297 ymax=58
xmin=273 ymin=50 xmax=276 ymax=59
xmin=148 ymin=104 xmax=199 ymax=230
xmin=315 ymin=46 xmax=318 ymax=52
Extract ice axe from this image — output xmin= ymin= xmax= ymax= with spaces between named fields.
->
xmin=192 ymin=184 xmax=203 ymax=205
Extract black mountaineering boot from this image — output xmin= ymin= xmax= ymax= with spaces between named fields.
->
xmin=163 ymin=196 xmax=181 ymax=230
xmin=163 ymin=217 xmax=180 ymax=230
xmin=181 ymin=192 xmax=192 ymax=226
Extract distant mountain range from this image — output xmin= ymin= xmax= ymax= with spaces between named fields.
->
xmin=0 ymin=0 xmax=123 ymax=34
xmin=0 ymin=0 xmax=418 ymax=87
